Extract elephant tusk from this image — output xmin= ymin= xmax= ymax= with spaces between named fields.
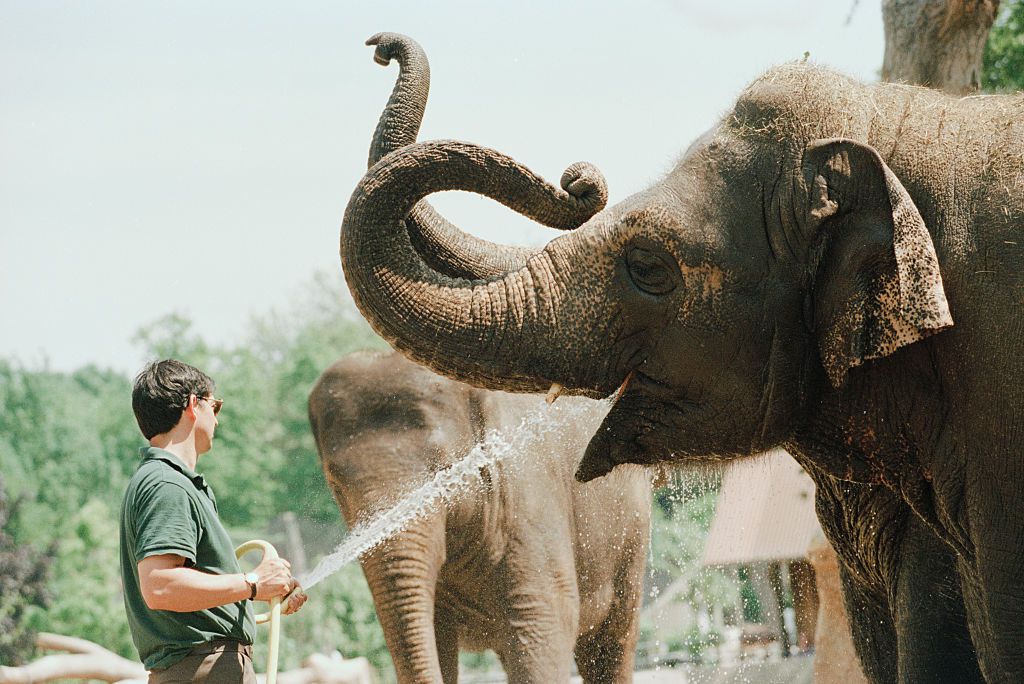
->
xmin=545 ymin=383 xmax=563 ymax=404
xmin=614 ymin=371 xmax=635 ymax=403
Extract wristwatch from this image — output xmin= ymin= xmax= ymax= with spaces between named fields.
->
xmin=244 ymin=572 xmax=259 ymax=600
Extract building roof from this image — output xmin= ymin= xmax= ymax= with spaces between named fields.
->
xmin=702 ymin=449 xmax=822 ymax=566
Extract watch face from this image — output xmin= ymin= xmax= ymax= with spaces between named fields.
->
xmin=245 ymin=572 xmax=259 ymax=583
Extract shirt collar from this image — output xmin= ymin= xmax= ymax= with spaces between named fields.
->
xmin=140 ymin=446 xmax=210 ymax=492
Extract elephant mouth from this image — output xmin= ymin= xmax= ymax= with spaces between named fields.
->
xmin=575 ymin=368 xmax=681 ymax=482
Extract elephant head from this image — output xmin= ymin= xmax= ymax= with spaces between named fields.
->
xmin=341 ymin=63 xmax=953 ymax=482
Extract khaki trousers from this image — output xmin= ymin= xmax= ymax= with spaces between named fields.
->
xmin=149 ymin=640 xmax=256 ymax=684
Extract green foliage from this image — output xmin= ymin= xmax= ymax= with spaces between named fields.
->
xmin=0 ymin=476 xmax=55 ymax=665
xmin=737 ymin=566 xmax=764 ymax=623
xmin=36 ymin=498 xmax=136 ymax=657
xmin=640 ymin=474 xmax=736 ymax=665
xmin=667 ymin=626 xmax=721 ymax=661
xmin=648 ymin=473 xmax=736 ymax=608
xmin=983 ymin=0 xmax=1024 ymax=92
xmin=649 ymin=478 xmax=715 ymax=577
xmin=1 ymin=272 xmax=391 ymax=672
xmin=458 ymin=650 xmax=501 ymax=677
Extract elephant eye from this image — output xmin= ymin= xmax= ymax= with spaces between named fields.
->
xmin=626 ymin=246 xmax=677 ymax=295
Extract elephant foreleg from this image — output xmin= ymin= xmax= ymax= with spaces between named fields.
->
xmin=959 ymin=474 xmax=1024 ymax=683
xmin=360 ymin=517 xmax=447 ymax=683
xmin=892 ymin=519 xmax=982 ymax=683
xmin=497 ymin=635 xmax=575 ymax=684
xmin=838 ymin=565 xmax=897 ymax=684
xmin=496 ymin=598 xmax=578 ymax=684
xmin=573 ymin=614 xmax=639 ymax=684
xmin=573 ymin=564 xmax=645 ymax=682
xmin=434 ymin=607 xmax=460 ymax=684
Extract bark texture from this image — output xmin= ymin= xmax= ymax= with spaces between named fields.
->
xmin=882 ymin=0 xmax=1000 ymax=93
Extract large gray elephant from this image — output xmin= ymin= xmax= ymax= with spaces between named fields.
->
xmin=340 ymin=36 xmax=1023 ymax=683
xmin=353 ymin=34 xmax=972 ymax=684
xmin=308 ymin=350 xmax=651 ymax=683
xmin=353 ymin=34 xmax=978 ymax=683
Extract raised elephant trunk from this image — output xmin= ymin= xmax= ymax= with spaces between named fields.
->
xmin=341 ymin=139 xmax=616 ymax=395
xmin=366 ymin=32 xmax=599 ymax=280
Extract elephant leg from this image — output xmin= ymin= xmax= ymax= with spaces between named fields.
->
xmin=959 ymin=479 xmax=1024 ymax=683
xmin=359 ymin=516 xmax=447 ymax=683
xmin=497 ymin=633 xmax=575 ymax=684
xmin=573 ymin=615 xmax=639 ymax=684
xmin=434 ymin=607 xmax=460 ymax=684
xmin=837 ymin=565 xmax=897 ymax=684
xmin=496 ymin=600 xmax=578 ymax=683
xmin=573 ymin=566 xmax=644 ymax=682
xmin=892 ymin=518 xmax=982 ymax=683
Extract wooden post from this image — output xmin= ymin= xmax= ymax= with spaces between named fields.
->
xmin=767 ymin=561 xmax=792 ymax=658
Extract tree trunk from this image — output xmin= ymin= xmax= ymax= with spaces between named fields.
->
xmin=882 ymin=0 xmax=1000 ymax=93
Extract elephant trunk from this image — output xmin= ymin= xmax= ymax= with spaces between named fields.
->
xmin=365 ymin=32 xmax=602 ymax=281
xmin=360 ymin=518 xmax=446 ymax=682
xmin=341 ymin=139 xmax=618 ymax=395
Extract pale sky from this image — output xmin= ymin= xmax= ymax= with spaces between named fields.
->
xmin=1 ymin=1 xmax=883 ymax=373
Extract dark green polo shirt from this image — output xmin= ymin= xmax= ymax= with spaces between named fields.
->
xmin=119 ymin=447 xmax=255 ymax=670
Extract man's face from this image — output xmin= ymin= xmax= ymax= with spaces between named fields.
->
xmin=194 ymin=394 xmax=221 ymax=454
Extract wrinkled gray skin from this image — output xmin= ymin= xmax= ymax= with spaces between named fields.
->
xmin=341 ymin=40 xmax=1024 ymax=682
xmin=309 ymin=351 xmax=651 ymax=683
xmin=361 ymin=32 xmax=606 ymax=280
xmin=358 ymin=34 xmax=977 ymax=683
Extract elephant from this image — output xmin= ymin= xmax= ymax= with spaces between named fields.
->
xmin=352 ymin=33 xmax=978 ymax=683
xmin=339 ymin=34 xmax=1024 ymax=683
xmin=308 ymin=350 xmax=652 ymax=683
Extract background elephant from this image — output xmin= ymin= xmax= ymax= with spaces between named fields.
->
xmin=340 ymin=43 xmax=1023 ymax=682
xmin=308 ymin=350 xmax=651 ymax=683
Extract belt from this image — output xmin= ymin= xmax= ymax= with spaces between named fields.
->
xmin=189 ymin=639 xmax=253 ymax=657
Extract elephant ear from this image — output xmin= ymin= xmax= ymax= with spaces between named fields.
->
xmin=801 ymin=138 xmax=953 ymax=387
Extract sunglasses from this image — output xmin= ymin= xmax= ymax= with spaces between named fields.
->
xmin=197 ymin=396 xmax=224 ymax=416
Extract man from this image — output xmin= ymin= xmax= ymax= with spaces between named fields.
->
xmin=120 ymin=359 xmax=308 ymax=682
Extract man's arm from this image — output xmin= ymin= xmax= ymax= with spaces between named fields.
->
xmin=138 ymin=553 xmax=304 ymax=614
xmin=139 ymin=554 xmax=249 ymax=612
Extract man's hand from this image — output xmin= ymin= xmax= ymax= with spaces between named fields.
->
xmin=252 ymin=556 xmax=294 ymax=602
xmin=251 ymin=556 xmax=308 ymax=614
xmin=281 ymin=585 xmax=308 ymax=616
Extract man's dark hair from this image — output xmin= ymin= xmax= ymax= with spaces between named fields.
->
xmin=132 ymin=359 xmax=215 ymax=439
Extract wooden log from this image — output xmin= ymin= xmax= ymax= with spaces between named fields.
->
xmin=0 ymin=634 xmax=374 ymax=684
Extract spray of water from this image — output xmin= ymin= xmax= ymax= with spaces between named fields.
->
xmin=299 ymin=397 xmax=598 ymax=590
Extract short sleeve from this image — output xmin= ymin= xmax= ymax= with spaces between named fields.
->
xmin=132 ymin=482 xmax=200 ymax=565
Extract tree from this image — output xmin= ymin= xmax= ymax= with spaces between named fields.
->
xmin=0 ymin=475 xmax=54 ymax=665
xmin=983 ymin=0 xmax=1024 ymax=90
xmin=882 ymin=0 xmax=1000 ymax=93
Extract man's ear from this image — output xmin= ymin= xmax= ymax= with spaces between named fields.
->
xmin=801 ymin=138 xmax=953 ymax=387
xmin=184 ymin=394 xmax=199 ymax=420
